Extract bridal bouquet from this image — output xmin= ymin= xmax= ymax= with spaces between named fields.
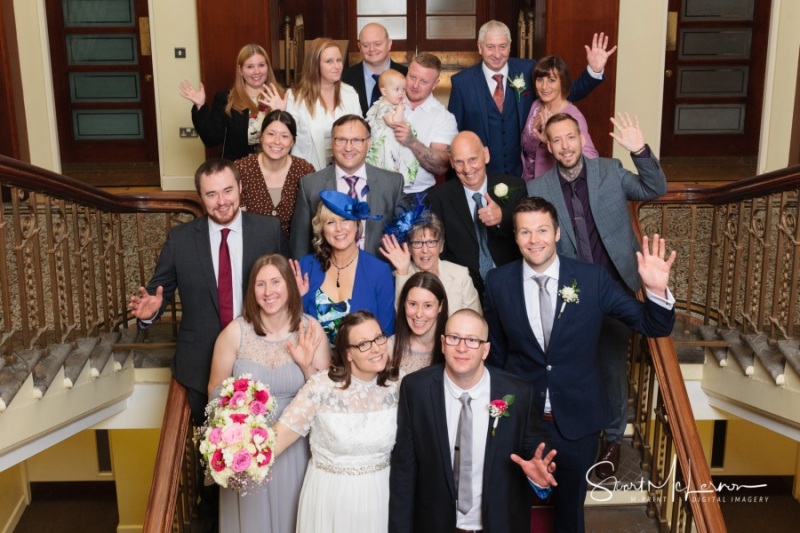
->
xmin=198 ymin=374 xmax=277 ymax=493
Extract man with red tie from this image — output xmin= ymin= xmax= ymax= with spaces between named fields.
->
xmin=128 ymin=158 xmax=288 ymax=425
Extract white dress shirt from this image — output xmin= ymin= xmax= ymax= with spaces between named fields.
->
xmin=208 ymin=210 xmax=244 ymax=319
xmin=481 ymin=62 xmax=509 ymax=97
xmin=444 ymin=368 xmax=490 ymax=530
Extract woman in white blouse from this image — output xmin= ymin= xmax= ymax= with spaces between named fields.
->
xmin=263 ymin=38 xmax=361 ymax=170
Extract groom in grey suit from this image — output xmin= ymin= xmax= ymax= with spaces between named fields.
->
xmin=290 ymin=114 xmax=404 ymax=258
xmin=526 ymin=112 xmax=667 ymax=479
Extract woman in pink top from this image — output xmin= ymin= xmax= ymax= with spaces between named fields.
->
xmin=520 ymin=55 xmax=599 ymax=181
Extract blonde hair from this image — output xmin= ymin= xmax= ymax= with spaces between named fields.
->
xmin=225 ymin=44 xmax=283 ymax=116
xmin=294 ymin=38 xmax=343 ymax=118
xmin=379 ymin=69 xmax=405 ymax=89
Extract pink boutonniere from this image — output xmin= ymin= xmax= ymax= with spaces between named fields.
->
xmin=488 ymin=394 xmax=515 ymax=436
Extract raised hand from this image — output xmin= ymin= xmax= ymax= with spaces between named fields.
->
xmin=287 ymin=320 xmax=323 ymax=375
xmin=609 ymin=112 xmax=645 ymax=153
xmin=478 ymin=192 xmax=502 ymax=227
xmin=510 ymin=443 xmax=558 ymax=488
xmin=532 ymin=108 xmax=553 ymax=143
xmin=379 ymin=234 xmax=411 ymax=275
xmin=259 ymin=83 xmax=287 ymax=111
xmin=178 ymin=80 xmax=206 ymax=108
xmin=128 ymin=286 xmax=163 ymax=321
xmin=289 ymin=259 xmax=309 ymax=297
xmin=636 ymin=234 xmax=676 ymax=298
xmin=585 ymin=32 xmax=617 ymax=74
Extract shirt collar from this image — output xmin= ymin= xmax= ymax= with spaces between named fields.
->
xmin=482 ymin=62 xmax=509 ymax=83
xmin=335 ymin=164 xmax=368 ymax=180
xmin=462 ymin=178 xmax=488 ymax=199
xmin=444 ymin=365 xmax=490 ymax=399
xmin=522 ymin=254 xmax=560 ymax=282
xmin=207 ymin=208 xmax=243 ymax=233
xmin=363 ymin=59 xmax=391 ymax=77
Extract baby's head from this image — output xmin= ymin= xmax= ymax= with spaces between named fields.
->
xmin=379 ymin=69 xmax=406 ymax=105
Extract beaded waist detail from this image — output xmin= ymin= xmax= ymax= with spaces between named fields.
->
xmin=313 ymin=458 xmax=390 ymax=476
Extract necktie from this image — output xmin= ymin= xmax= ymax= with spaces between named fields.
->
xmin=454 ymin=392 xmax=473 ymax=514
xmin=535 ymin=275 xmax=553 ymax=351
xmin=218 ymin=228 xmax=233 ymax=329
xmin=370 ymin=73 xmax=381 ymax=107
xmin=472 ymin=192 xmax=493 ymax=280
xmin=492 ymin=74 xmax=504 ymax=113
xmin=344 ymin=175 xmax=359 ymax=199
xmin=569 ymin=180 xmax=594 ymax=262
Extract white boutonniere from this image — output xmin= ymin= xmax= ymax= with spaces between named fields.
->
xmin=557 ymin=280 xmax=580 ymax=318
xmin=492 ymin=183 xmax=520 ymax=204
xmin=509 ymin=74 xmax=526 ymax=101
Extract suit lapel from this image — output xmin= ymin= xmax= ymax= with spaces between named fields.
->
xmin=447 ymin=181 xmax=479 ymax=246
xmin=549 ymin=259 xmax=576 ymax=346
xmin=585 ymin=157 xmax=602 ymax=221
xmin=506 ymin=63 xmax=527 ymax=131
xmin=430 ymin=372 xmax=458 ymax=499
xmin=365 ymin=165 xmax=384 ymax=252
xmin=508 ymin=260 xmax=544 ymax=352
xmin=481 ymin=368 xmax=501 ymax=498
xmin=195 ymin=217 xmax=219 ymax=315
xmin=547 ymin=173 xmax=577 ymax=254
xmin=470 ymin=68 xmax=492 ymax=142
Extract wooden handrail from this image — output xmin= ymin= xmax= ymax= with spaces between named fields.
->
xmin=143 ymin=378 xmax=192 ymax=532
xmin=0 ymin=155 xmax=203 ymax=216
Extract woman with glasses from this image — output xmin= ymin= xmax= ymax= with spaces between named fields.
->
xmin=389 ymin=272 xmax=448 ymax=374
xmin=296 ymin=190 xmax=395 ymax=346
xmin=235 ymin=110 xmax=315 ymax=236
xmin=381 ymin=210 xmax=482 ymax=315
xmin=261 ymin=38 xmax=361 ymax=171
xmin=207 ymin=254 xmax=330 ymax=533
xmin=271 ymin=311 xmax=401 ymax=532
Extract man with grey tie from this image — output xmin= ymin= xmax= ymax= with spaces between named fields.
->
xmin=390 ymin=308 xmax=557 ymax=533
xmin=426 ymin=131 xmax=525 ymax=298
xmin=526 ymin=112 xmax=668 ymax=481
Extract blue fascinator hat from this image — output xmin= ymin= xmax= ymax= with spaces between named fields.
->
xmin=383 ymin=194 xmax=431 ymax=244
xmin=319 ymin=190 xmax=382 ymax=221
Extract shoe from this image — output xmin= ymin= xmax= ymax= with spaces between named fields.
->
xmin=595 ymin=440 xmax=620 ymax=480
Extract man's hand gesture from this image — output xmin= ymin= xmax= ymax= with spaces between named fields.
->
xmin=637 ymin=234 xmax=676 ymax=298
xmin=128 ymin=286 xmax=163 ymax=321
xmin=511 ymin=443 xmax=558 ymax=489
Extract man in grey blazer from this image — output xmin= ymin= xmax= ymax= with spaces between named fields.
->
xmin=129 ymin=159 xmax=288 ymax=424
xmin=526 ymin=112 xmax=667 ymax=479
xmin=290 ymin=114 xmax=404 ymax=258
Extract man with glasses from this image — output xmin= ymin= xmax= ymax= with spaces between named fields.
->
xmin=290 ymin=114 xmax=403 ymax=258
xmin=390 ymin=308 xmax=558 ymax=533
xmin=483 ymin=197 xmax=675 ymax=532
xmin=342 ymin=22 xmax=408 ymax=116
xmin=427 ymin=131 xmax=526 ymax=298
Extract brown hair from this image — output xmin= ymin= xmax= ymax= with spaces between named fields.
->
xmin=544 ymin=112 xmax=581 ymax=142
xmin=194 ymin=158 xmax=240 ymax=195
xmin=241 ymin=254 xmax=303 ymax=336
xmin=393 ymin=272 xmax=448 ymax=371
xmin=532 ymin=55 xmax=572 ymax=100
xmin=411 ymin=52 xmax=442 ymax=74
xmin=513 ymin=196 xmax=560 ymax=232
xmin=225 ymin=44 xmax=283 ymax=116
xmin=329 ymin=311 xmax=397 ymax=388
xmin=408 ymin=212 xmax=445 ymax=245
xmin=294 ymin=38 xmax=343 ymax=118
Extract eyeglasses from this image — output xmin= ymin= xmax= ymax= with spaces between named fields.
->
xmin=409 ymin=239 xmax=440 ymax=249
xmin=333 ymin=137 xmax=369 ymax=148
xmin=443 ymin=334 xmax=487 ymax=349
xmin=349 ymin=333 xmax=388 ymax=352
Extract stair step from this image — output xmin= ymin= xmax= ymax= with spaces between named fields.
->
xmin=698 ymin=324 xmax=729 ymax=366
xmin=89 ymin=331 xmax=121 ymax=377
xmin=721 ymin=328 xmax=754 ymax=375
xmin=32 ymin=343 xmax=73 ymax=399
xmin=744 ymin=334 xmax=786 ymax=385
xmin=63 ymin=337 xmax=100 ymax=388
xmin=0 ymin=348 xmax=43 ymax=410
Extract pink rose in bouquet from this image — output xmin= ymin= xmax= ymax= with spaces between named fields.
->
xmin=250 ymin=401 xmax=266 ymax=416
xmin=231 ymin=450 xmax=253 ymax=473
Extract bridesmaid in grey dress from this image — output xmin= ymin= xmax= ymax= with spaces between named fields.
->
xmin=208 ymin=254 xmax=330 ymax=533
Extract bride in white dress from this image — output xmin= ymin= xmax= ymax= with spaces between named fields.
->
xmin=271 ymin=310 xmax=402 ymax=532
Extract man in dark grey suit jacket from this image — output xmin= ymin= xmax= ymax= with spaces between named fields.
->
xmin=390 ymin=309 xmax=557 ymax=533
xmin=128 ymin=159 xmax=288 ymax=424
xmin=527 ymin=112 xmax=667 ymax=480
xmin=290 ymin=114 xmax=403 ymax=258
xmin=341 ymin=22 xmax=408 ymax=116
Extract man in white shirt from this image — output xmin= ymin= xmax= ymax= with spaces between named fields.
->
xmin=390 ymin=308 xmax=557 ymax=533
xmin=484 ymin=196 xmax=676 ymax=532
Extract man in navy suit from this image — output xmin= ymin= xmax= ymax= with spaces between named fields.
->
xmin=390 ymin=308 xmax=558 ymax=533
xmin=527 ymin=112 xmax=668 ymax=480
xmin=342 ymin=22 xmax=408 ymax=116
xmin=484 ymin=197 xmax=676 ymax=532
xmin=448 ymin=20 xmax=616 ymax=176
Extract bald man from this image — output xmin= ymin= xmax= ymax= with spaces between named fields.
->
xmin=343 ymin=22 xmax=409 ymax=116
xmin=426 ymin=131 xmax=525 ymax=297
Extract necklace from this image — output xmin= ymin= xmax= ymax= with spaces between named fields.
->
xmin=330 ymin=251 xmax=357 ymax=288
